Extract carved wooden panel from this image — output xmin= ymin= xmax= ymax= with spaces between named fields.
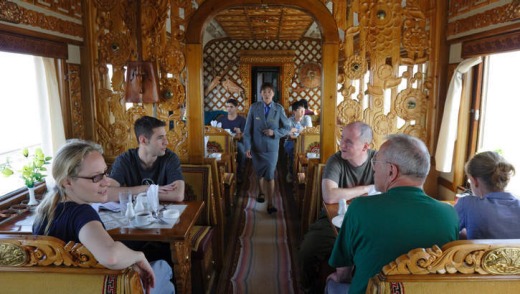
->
xmin=448 ymin=0 xmax=501 ymax=18
xmin=1 ymin=0 xmax=83 ymax=39
xmin=67 ymin=63 xmax=85 ymax=139
xmin=87 ymin=0 xmax=189 ymax=161
xmin=213 ymin=6 xmax=314 ymax=40
xmin=203 ymin=38 xmax=322 ymax=113
xmin=462 ymin=29 xmax=520 ymax=58
xmin=448 ymin=1 xmax=520 ymax=37
xmin=0 ymin=31 xmax=68 ymax=59
xmin=338 ymin=0 xmax=433 ymax=149
xmin=382 ymin=241 xmax=520 ymax=275
xmin=20 ymin=0 xmax=83 ymax=20
xmin=0 ymin=235 xmax=103 ymax=268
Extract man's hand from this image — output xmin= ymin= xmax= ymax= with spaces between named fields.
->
xmin=246 ymin=150 xmax=252 ymax=158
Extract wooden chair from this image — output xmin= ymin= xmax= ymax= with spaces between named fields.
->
xmin=204 ymin=125 xmax=237 ymax=217
xmin=300 ymin=160 xmax=323 ymax=236
xmin=203 ymin=157 xmax=226 ymax=265
xmin=0 ymin=234 xmax=143 ymax=294
xmin=293 ymin=126 xmax=321 ymax=177
xmin=181 ymin=164 xmax=218 ymax=294
xmin=367 ymin=239 xmax=520 ymax=294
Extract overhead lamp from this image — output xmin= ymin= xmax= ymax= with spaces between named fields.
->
xmin=124 ymin=0 xmax=160 ymax=103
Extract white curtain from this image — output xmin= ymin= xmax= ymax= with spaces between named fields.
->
xmin=435 ymin=57 xmax=482 ymax=172
xmin=34 ymin=57 xmax=66 ymax=191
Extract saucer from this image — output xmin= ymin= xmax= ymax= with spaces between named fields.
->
xmin=131 ymin=218 xmax=153 ymax=229
xmin=332 ymin=215 xmax=344 ymax=228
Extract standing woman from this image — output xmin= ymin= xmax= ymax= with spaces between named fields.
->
xmin=455 ymin=151 xmax=520 ymax=239
xmin=33 ymin=139 xmax=174 ymax=294
xmin=244 ymin=82 xmax=291 ymax=214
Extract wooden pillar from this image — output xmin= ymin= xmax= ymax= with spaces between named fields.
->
xmin=186 ymin=43 xmax=204 ymax=164
xmin=321 ymin=42 xmax=339 ymax=162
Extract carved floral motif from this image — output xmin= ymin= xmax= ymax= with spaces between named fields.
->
xmin=0 ymin=0 xmax=21 ymax=24
xmin=383 ymin=243 xmax=520 ymax=275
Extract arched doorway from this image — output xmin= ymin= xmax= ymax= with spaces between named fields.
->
xmin=185 ymin=0 xmax=339 ymax=164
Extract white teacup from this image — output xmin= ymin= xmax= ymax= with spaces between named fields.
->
xmin=162 ymin=209 xmax=180 ymax=224
xmin=134 ymin=212 xmax=151 ymax=226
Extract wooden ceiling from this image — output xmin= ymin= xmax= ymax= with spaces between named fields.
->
xmin=213 ymin=6 xmax=315 ymax=40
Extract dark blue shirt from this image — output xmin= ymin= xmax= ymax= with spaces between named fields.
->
xmin=217 ymin=115 xmax=246 ymax=133
xmin=110 ymin=148 xmax=183 ymax=187
xmin=33 ymin=202 xmax=103 ymax=243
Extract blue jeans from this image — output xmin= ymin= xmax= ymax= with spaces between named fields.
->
xmin=325 ymin=279 xmax=350 ymax=294
xmin=150 ymin=260 xmax=175 ymax=294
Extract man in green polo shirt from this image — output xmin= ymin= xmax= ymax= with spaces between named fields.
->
xmin=327 ymin=134 xmax=459 ymax=294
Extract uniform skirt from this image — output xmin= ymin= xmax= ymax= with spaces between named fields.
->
xmin=251 ymin=151 xmax=278 ymax=180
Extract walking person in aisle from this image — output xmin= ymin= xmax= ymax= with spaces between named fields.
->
xmin=244 ymin=82 xmax=291 ymax=214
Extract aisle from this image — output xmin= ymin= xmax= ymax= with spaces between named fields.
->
xmin=229 ymin=171 xmax=295 ymax=294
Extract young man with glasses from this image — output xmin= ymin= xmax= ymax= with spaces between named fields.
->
xmin=326 ymin=134 xmax=459 ymax=294
xmin=107 ymin=115 xmax=185 ymax=202
xmin=299 ymin=121 xmax=376 ymax=293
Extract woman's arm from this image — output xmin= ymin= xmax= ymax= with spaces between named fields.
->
xmin=78 ymin=221 xmax=155 ymax=291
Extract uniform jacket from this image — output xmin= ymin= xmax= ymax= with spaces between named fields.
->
xmin=244 ymin=101 xmax=291 ymax=153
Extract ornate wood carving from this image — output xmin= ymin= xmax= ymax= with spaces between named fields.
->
xmin=1 ymin=0 xmax=83 ymax=38
xmin=20 ymin=0 xmax=82 ymax=20
xmin=67 ymin=64 xmax=85 ymax=139
xmin=462 ymin=29 xmax=520 ymax=58
xmin=448 ymin=0 xmax=501 ymax=18
xmin=339 ymin=0 xmax=433 ymax=148
xmin=382 ymin=241 xmax=520 ymax=275
xmin=0 ymin=235 xmax=104 ymax=268
xmin=239 ymin=50 xmax=296 ymax=110
xmin=172 ymin=238 xmax=192 ymax=294
xmin=88 ymin=0 xmax=189 ymax=160
xmin=0 ymin=31 xmax=68 ymax=59
xmin=448 ymin=2 xmax=519 ymax=37
xmin=0 ymin=0 xmax=21 ymax=24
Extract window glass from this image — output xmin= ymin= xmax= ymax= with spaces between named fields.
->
xmin=478 ymin=50 xmax=520 ymax=196
xmin=0 ymin=51 xmax=43 ymax=197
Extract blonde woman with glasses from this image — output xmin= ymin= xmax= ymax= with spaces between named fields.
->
xmin=33 ymin=139 xmax=174 ymax=294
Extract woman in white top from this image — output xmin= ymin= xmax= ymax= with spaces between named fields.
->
xmin=284 ymin=100 xmax=313 ymax=182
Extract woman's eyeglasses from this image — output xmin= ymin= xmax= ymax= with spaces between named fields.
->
xmin=74 ymin=172 xmax=108 ymax=183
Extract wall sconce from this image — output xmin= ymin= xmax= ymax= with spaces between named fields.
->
xmin=125 ymin=61 xmax=160 ymax=103
xmin=124 ymin=0 xmax=159 ymax=103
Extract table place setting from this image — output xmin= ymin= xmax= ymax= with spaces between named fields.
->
xmin=332 ymin=199 xmax=348 ymax=228
xmin=98 ymin=185 xmax=187 ymax=230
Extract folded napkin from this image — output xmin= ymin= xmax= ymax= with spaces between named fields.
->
xmin=210 ymin=120 xmax=222 ymax=128
xmin=147 ymin=184 xmax=159 ymax=212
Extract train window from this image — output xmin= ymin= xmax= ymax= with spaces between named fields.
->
xmin=469 ymin=50 xmax=520 ymax=196
xmin=0 ymin=51 xmax=49 ymax=197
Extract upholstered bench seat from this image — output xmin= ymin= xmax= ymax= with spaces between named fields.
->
xmin=0 ymin=234 xmax=143 ymax=294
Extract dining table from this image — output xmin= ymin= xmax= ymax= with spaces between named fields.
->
xmin=0 ymin=200 xmax=205 ymax=294
xmin=323 ymin=201 xmax=339 ymax=235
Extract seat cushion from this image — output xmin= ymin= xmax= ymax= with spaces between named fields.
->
xmin=190 ymin=225 xmax=214 ymax=260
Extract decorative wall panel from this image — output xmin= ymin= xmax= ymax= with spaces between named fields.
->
xmin=0 ymin=0 xmax=83 ymax=39
xmin=338 ymin=0 xmax=434 ymax=148
xmin=67 ymin=63 xmax=85 ymax=139
xmin=88 ymin=0 xmax=190 ymax=162
xmin=203 ymin=38 xmax=322 ymax=113
xmin=447 ymin=1 xmax=520 ymax=38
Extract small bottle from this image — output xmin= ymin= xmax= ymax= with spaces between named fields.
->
xmin=134 ymin=196 xmax=145 ymax=212
xmin=125 ymin=202 xmax=135 ymax=221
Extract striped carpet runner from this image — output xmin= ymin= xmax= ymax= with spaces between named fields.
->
xmin=230 ymin=173 xmax=295 ymax=294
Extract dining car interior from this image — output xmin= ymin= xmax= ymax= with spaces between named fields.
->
xmin=2 ymin=0 xmax=520 ymax=293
